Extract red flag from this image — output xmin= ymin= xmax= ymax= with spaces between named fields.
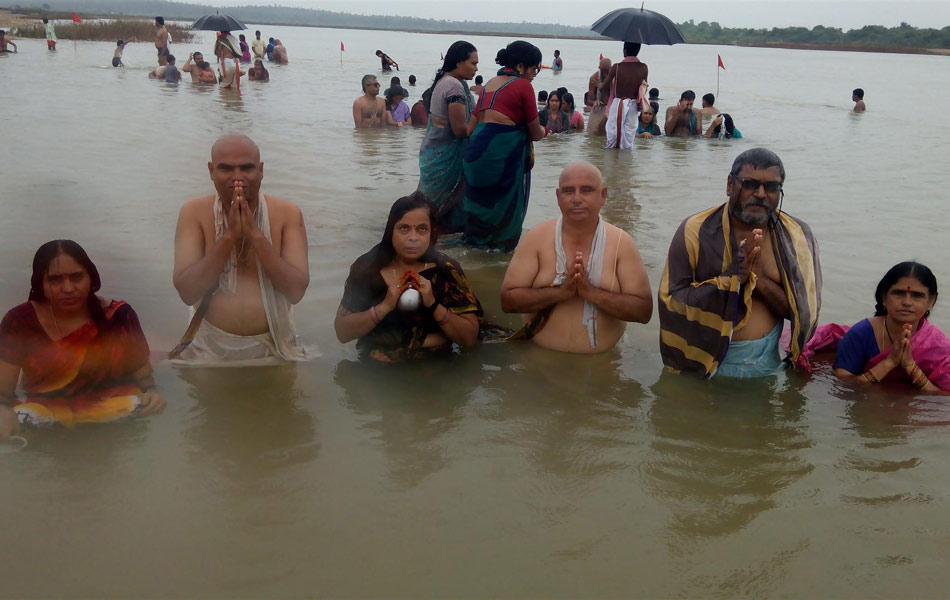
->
xmin=340 ymin=41 xmax=344 ymax=51
xmin=717 ymin=54 xmax=725 ymax=70
xmin=71 ymin=12 xmax=82 ymax=23
xmin=599 ymin=53 xmax=604 ymax=60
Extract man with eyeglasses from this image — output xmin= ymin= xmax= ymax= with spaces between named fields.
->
xmin=353 ymin=74 xmax=387 ymax=128
xmin=658 ymin=148 xmax=822 ymax=378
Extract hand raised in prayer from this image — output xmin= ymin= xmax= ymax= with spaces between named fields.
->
xmin=138 ymin=390 xmax=166 ymax=415
xmin=559 ymin=251 xmax=583 ymax=301
xmin=898 ymin=323 xmax=916 ymax=370
xmin=235 ymin=181 xmax=262 ymax=241
xmin=737 ymin=229 xmax=762 ymax=284
xmin=574 ymin=252 xmax=597 ymax=301
xmin=226 ymin=182 xmax=245 ymax=243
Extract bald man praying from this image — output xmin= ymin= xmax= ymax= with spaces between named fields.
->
xmin=500 ymin=161 xmax=653 ymax=354
xmin=171 ymin=133 xmax=318 ymax=365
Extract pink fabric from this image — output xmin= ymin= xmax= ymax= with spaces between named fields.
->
xmin=793 ymin=319 xmax=950 ymax=389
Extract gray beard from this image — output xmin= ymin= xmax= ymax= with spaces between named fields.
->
xmin=732 ymin=199 xmax=772 ymax=225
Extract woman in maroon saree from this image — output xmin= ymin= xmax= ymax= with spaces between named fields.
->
xmin=0 ymin=240 xmax=164 ymax=439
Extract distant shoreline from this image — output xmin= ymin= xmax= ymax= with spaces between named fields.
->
xmin=2 ymin=9 xmax=947 ymax=57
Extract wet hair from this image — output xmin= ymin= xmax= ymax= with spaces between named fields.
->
xmin=583 ymin=91 xmax=589 ymax=104
xmin=254 ymin=59 xmax=264 ymax=67
xmin=197 ymin=61 xmax=211 ymax=69
xmin=376 ymin=50 xmax=383 ymax=55
xmin=117 ymin=40 xmax=124 ymax=46
xmin=43 ymin=18 xmax=49 ymax=24
xmin=562 ymin=92 xmax=576 ymax=112
xmin=538 ymin=90 xmax=548 ymax=102
xmin=346 ymin=192 xmax=440 ymax=283
xmin=546 ymin=90 xmax=561 ymax=109
xmin=703 ymin=93 xmax=715 ymax=106
xmin=853 ymin=88 xmax=864 ymax=99
xmin=474 ymin=75 xmax=483 ymax=85
xmin=391 ymin=76 xmax=400 ymax=86
xmin=166 ymin=54 xmax=176 ymax=64
xmin=680 ymin=90 xmax=696 ymax=101
xmin=424 ymin=40 xmax=477 ymax=111
xmin=384 ymin=86 xmax=407 ymax=109
xmin=874 ymin=262 xmax=938 ymax=317
xmin=713 ymin=113 xmax=736 ymax=137
xmin=649 ymin=87 xmax=659 ymax=99
xmin=649 ymin=100 xmax=660 ymax=115
xmin=29 ymin=240 xmax=106 ymax=324
xmin=155 ymin=16 xmax=164 ymax=25
xmin=239 ymin=34 xmax=246 ymax=41
xmin=730 ymin=148 xmax=786 ymax=182
xmin=408 ymin=74 xmax=416 ymax=85
xmin=495 ymin=40 xmax=542 ymax=71
xmin=556 ymin=86 xmax=568 ymax=98
xmin=361 ymin=74 xmax=377 ymax=92
xmin=623 ymin=42 xmax=641 ymax=57
xmin=269 ymin=37 xmax=274 ymax=43
xmin=255 ymin=30 xmax=261 ymax=35
xmin=554 ymin=49 xmax=560 ymax=56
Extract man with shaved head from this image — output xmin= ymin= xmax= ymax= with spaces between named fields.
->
xmin=171 ymin=134 xmax=317 ymax=364
xmin=501 ymin=162 xmax=653 ymax=353
xmin=586 ymin=57 xmax=611 ymax=136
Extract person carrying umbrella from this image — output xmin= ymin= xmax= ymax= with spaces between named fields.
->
xmin=599 ymin=42 xmax=649 ymax=150
xmin=214 ymin=31 xmax=244 ymax=90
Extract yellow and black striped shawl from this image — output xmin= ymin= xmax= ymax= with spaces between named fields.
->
xmin=658 ymin=203 xmax=821 ymax=377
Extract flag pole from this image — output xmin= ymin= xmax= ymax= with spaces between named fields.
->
xmin=717 ymin=66 xmax=720 ymax=100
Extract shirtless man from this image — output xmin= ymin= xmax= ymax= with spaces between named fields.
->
xmin=853 ymin=88 xmax=866 ymax=112
xmin=700 ymin=93 xmax=720 ymax=118
xmin=658 ymin=148 xmax=821 ymax=378
xmin=0 ymin=30 xmax=17 ymax=53
xmin=586 ymin=58 xmax=611 ymax=108
xmin=501 ymin=162 xmax=653 ymax=354
xmin=112 ymin=38 xmax=135 ymax=67
xmin=665 ymin=90 xmax=703 ymax=136
xmin=599 ymin=42 xmax=649 ymax=149
xmin=183 ymin=51 xmax=212 ymax=83
xmin=353 ymin=74 xmax=386 ymax=128
xmin=172 ymin=134 xmax=316 ymax=364
xmin=154 ymin=16 xmax=169 ymax=66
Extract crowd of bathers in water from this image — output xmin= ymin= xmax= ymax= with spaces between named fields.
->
xmin=0 ymin=38 xmax=924 ymax=442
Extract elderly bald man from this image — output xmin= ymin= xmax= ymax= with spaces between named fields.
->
xmin=172 ymin=133 xmax=318 ymax=365
xmin=501 ymin=162 xmax=653 ymax=354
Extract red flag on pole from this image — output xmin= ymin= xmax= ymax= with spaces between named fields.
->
xmin=599 ymin=53 xmax=604 ymax=60
xmin=717 ymin=54 xmax=725 ymax=70
xmin=71 ymin=12 xmax=83 ymax=23
xmin=340 ymin=41 xmax=344 ymax=51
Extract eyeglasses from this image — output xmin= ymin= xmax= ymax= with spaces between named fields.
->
xmin=737 ymin=177 xmax=783 ymax=195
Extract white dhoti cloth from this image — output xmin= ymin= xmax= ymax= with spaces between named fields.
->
xmin=172 ymin=189 xmax=319 ymax=367
xmin=552 ymin=216 xmax=607 ymax=348
xmin=605 ymin=98 xmax=638 ymax=149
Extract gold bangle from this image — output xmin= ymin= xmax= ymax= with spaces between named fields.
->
xmin=862 ymin=370 xmax=880 ymax=383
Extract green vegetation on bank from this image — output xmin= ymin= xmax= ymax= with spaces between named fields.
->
xmin=7 ymin=0 xmax=950 ymax=51
xmin=15 ymin=19 xmax=196 ymax=42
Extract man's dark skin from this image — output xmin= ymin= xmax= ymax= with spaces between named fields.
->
xmin=665 ymin=91 xmax=703 ymax=136
xmin=598 ymin=44 xmax=648 ymax=104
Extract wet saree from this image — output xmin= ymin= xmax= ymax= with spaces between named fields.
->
xmin=462 ymin=122 xmax=532 ymax=251
xmin=340 ymin=250 xmax=483 ymax=362
xmin=658 ymin=203 xmax=822 ymax=377
xmin=0 ymin=300 xmax=151 ymax=424
xmin=418 ymin=76 xmax=475 ymax=234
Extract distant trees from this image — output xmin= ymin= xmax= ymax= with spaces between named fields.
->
xmin=677 ymin=20 xmax=950 ymax=49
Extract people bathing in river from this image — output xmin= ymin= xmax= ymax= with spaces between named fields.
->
xmin=665 ymin=90 xmax=703 ymax=137
xmin=154 ymin=16 xmax=169 ymax=66
xmin=853 ymin=88 xmax=866 ymax=112
xmin=792 ymin=262 xmax=949 ymax=392
xmin=537 ymin=90 xmax=548 ymax=107
xmin=0 ymin=30 xmax=17 ymax=53
xmin=600 ymin=42 xmax=649 ymax=149
xmin=471 ymin=75 xmax=484 ymax=97
xmin=238 ymin=34 xmax=252 ymax=63
xmin=418 ymin=41 xmax=479 ymax=233
xmin=385 ymin=86 xmax=411 ymax=125
xmin=705 ymin=113 xmax=742 ymax=139
xmin=636 ymin=102 xmax=662 ymax=138
xmin=214 ymin=34 xmax=244 ymax=89
xmin=463 ymin=40 xmax=545 ymax=251
xmin=551 ymin=49 xmax=563 ymax=72
xmin=334 ymin=192 xmax=483 ymax=362
xmin=265 ymin=37 xmax=275 ymax=62
xmin=376 ymin=49 xmax=399 ymax=71
xmin=251 ymin=30 xmax=265 ymax=60
xmin=539 ymin=90 xmax=570 ymax=134
xmin=248 ymin=59 xmax=269 ymax=82
xmin=171 ymin=134 xmax=318 ymax=365
xmin=586 ymin=58 xmax=611 ymax=136
xmin=184 ymin=52 xmax=214 ymax=83
xmin=0 ymin=240 xmax=165 ymax=441
xmin=163 ymin=55 xmax=182 ymax=83
xmin=501 ymin=162 xmax=653 ymax=354
xmin=659 ymin=148 xmax=822 ymax=378
xmin=353 ymin=74 xmax=387 ymax=128
xmin=43 ymin=17 xmax=56 ymax=51
xmin=273 ymin=39 xmax=288 ymax=64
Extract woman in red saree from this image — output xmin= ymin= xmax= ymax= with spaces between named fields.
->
xmin=0 ymin=240 xmax=164 ymax=440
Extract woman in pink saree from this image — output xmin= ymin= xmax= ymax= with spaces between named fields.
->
xmin=804 ymin=262 xmax=949 ymax=393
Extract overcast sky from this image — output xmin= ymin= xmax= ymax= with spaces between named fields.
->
xmin=200 ymin=1 xmax=950 ymax=30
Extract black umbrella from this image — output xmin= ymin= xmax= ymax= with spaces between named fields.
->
xmin=591 ymin=7 xmax=685 ymax=45
xmin=191 ymin=13 xmax=247 ymax=31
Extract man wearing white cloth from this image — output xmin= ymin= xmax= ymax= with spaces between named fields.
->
xmin=172 ymin=134 xmax=318 ymax=365
xmin=501 ymin=162 xmax=653 ymax=353
xmin=600 ymin=42 xmax=649 ymax=150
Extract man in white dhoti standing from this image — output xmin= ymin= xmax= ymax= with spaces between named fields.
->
xmin=599 ymin=42 xmax=649 ymax=150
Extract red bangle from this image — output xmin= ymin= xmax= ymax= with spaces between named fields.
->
xmin=370 ymin=305 xmax=381 ymax=325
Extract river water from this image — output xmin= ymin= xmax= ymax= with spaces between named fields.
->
xmin=1 ymin=24 xmax=949 ymax=598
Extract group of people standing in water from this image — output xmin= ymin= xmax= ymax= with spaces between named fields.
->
xmin=0 ymin=37 xmax=944 ymax=444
